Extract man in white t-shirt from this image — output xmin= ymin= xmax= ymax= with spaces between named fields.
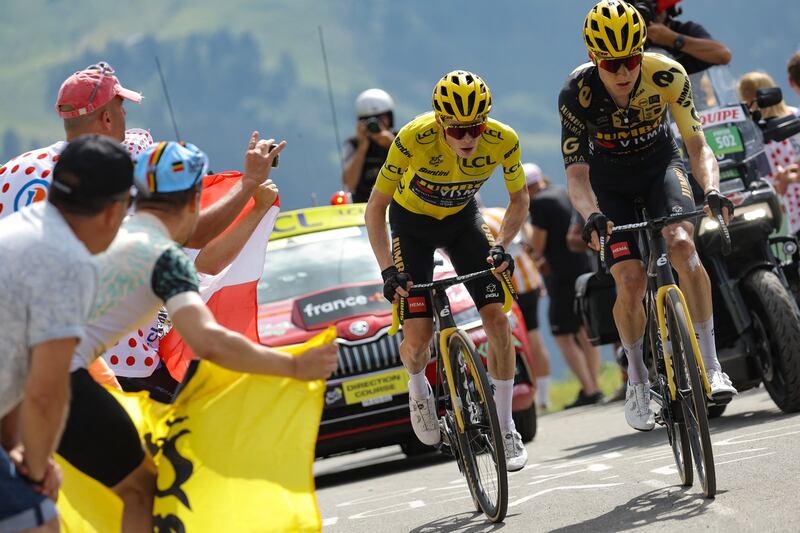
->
xmin=0 ymin=135 xmax=132 ymax=533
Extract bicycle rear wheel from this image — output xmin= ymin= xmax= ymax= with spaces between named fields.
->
xmin=448 ymin=330 xmax=508 ymax=522
xmin=647 ymin=299 xmax=692 ymax=486
xmin=665 ymin=289 xmax=716 ymax=497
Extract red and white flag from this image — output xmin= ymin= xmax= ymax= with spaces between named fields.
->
xmin=161 ymin=171 xmax=280 ymax=381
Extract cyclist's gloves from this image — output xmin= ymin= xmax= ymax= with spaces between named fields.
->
xmin=581 ymin=212 xmax=610 ymax=245
xmin=489 ymin=245 xmax=515 ymax=276
xmin=704 ymin=189 xmax=734 ymax=220
xmin=381 ymin=266 xmax=412 ymax=303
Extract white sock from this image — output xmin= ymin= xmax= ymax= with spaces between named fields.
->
xmin=693 ymin=318 xmax=721 ymax=374
xmin=536 ymin=376 xmax=550 ymax=407
xmin=623 ymin=336 xmax=648 ymax=384
xmin=491 ymin=376 xmax=515 ymax=434
xmin=407 ymin=368 xmax=430 ymax=400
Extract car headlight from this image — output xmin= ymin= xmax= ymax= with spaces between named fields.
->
xmin=698 ymin=201 xmax=772 ymax=236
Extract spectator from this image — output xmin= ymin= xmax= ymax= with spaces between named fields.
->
xmin=528 ymin=166 xmax=603 ymax=408
xmin=738 ymin=71 xmax=800 ymax=236
xmin=0 ymin=135 xmax=132 ymax=533
xmin=341 ymin=88 xmax=397 ymax=203
xmin=0 ymin=61 xmax=270 ymax=250
xmin=482 ymin=201 xmax=551 ymax=411
xmin=788 ymin=50 xmax=800 ymax=98
xmin=636 ymin=0 xmax=731 ymax=74
xmin=56 ymin=139 xmax=337 ymax=532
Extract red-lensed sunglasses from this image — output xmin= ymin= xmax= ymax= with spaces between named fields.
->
xmin=443 ymin=122 xmax=487 ymax=140
xmin=598 ymin=53 xmax=643 ymax=74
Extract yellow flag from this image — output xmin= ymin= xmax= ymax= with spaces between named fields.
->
xmin=58 ymin=326 xmax=335 ymax=533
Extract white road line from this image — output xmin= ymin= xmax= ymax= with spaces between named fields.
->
xmin=715 ymin=452 xmax=775 ymax=466
xmin=714 ymin=424 xmax=800 ymax=446
xmin=347 ymin=500 xmax=426 ymax=520
xmin=508 ymin=483 xmax=624 ymax=507
xmin=336 ymin=487 xmax=427 ymax=507
xmin=642 ymin=478 xmax=667 ymax=488
xmin=600 ymin=475 xmax=620 ymax=480
xmin=322 ymin=517 xmax=339 ymax=527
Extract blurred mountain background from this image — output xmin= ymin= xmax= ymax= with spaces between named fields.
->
xmin=2 ymin=0 xmax=799 ymax=210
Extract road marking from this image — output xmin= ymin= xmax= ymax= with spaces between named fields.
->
xmin=336 ymin=487 xmax=426 ymax=507
xmin=322 ymin=517 xmax=339 ymax=527
xmin=508 ymin=483 xmax=624 ymax=507
xmin=714 ymin=424 xmax=800 ymax=446
xmin=642 ymin=478 xmax=667 ymax=488
xmin=600 ymin=475 xmax=620 ymax=480
xmin=651 ymin=465 xmax=678 ymax=476
xmin=347 ymin=500 xmax=426 ymax=520
xmin=715 ymin=451 xmax=775 ymax=466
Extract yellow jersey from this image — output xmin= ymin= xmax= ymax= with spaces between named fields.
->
xmin=374 ymin=112 xmax=525 ymax=220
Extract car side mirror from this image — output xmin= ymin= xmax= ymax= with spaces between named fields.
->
xmin=756 ymin=87 xmax=782 ymax=108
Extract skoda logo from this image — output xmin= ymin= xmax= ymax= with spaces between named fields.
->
xmin=348 ymin=320 xmax=369 ymax=337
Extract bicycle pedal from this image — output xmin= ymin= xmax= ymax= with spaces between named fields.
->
xmin=654 ymin=412 xmax=665 ymax=426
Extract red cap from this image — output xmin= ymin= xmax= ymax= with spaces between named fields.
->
xmin=56 ymin=62 xmax=142 ymax=119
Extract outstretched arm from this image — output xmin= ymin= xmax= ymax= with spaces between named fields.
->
xmin=186 ymin=131 xmax=285 ymax=249
xmin=194 ymin=180 xmax=279 ymax=275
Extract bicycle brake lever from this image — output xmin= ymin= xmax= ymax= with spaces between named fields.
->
xmin=388 ymin=297 xmax=402 ymax=336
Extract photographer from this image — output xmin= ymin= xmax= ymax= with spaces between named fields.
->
xmin=341 ymin=88 xmax=397 ymax=203
xmin=635 ymin=0 xmax=731 ymax=75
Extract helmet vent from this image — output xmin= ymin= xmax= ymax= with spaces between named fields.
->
xmin=453 ymin=93 xmax=465 ymax=115
xmin=604 ymin=26 xmax=619 ymax=50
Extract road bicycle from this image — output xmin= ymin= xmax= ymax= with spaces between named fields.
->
xmin=601 ymin=206 xmax=731 ymax=498
xmin=389 ymin=268 xmax=514 ymax=522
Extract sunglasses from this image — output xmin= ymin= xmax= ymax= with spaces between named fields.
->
xmin=85 ymin=62 xmax=114 ymax=107
xmin=597 ymin=53 xmax=643 ymax=74
xmin=443 ymin=122 xmax=487 ymax=140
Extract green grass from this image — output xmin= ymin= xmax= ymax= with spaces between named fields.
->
xmin=545 ymin=362 xmax=624 ymax=413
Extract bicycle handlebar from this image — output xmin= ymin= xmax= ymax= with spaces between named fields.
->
xmin=598 ymin=209 xmax=732 ymax=270
xmin=388 ymin=268 xmax=515 ymax=336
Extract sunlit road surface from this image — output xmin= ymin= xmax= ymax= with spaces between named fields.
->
xmin=315 ymin=388 xmax=800 ymax=532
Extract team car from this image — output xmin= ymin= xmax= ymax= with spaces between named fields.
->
xmin=257 ymin=204 xmax=537 ymax=458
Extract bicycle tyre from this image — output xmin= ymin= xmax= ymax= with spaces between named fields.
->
xmin=665 ymin=289 xmax=716 ymax=498
xmin=448 ymin=330 xmax=508 ymax=522
xmin=647 ymin=299 xmax=692 ymax=487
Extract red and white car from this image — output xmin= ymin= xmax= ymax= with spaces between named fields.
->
xmin=258 ymin=204 xmax=537 ymax=458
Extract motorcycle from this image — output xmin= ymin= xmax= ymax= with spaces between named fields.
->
xmin=678 ymin=66 xmax=800 ymax=416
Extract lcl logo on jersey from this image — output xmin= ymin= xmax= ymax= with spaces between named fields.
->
xmin=462 ymin=155 xmax=496 ymax=169
xmin=14 ymin=179 xmax=49 ymax=212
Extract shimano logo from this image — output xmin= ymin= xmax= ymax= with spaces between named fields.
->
xmin=303 ymin=296 xmax=367 ymax=316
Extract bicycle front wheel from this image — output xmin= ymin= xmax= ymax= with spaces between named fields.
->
xmin=448 ymin=330 xmax=508 ymax=522
xmin=665 ymin=289 xmax=716 ymax=498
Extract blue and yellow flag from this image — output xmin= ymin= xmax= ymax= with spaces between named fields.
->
xmin=57 ymin=326 xmax=334 ymax=532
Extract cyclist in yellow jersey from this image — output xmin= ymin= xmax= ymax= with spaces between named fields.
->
xmin=562 ymin=0 xmax=737 ymax=432
xmin=365 ymin=70 xmax=530 ymax=470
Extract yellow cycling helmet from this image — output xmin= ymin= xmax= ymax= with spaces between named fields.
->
xmin=432 ymin=70 xmax=492 ymax=123
xmin=583 ymin=0 xmax=647 ymax=59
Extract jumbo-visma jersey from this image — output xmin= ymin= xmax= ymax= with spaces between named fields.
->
xmin=558 ymin=53 xmax=704 ymax=166
xmin=374 ymin=112 xmax=525 ymax=219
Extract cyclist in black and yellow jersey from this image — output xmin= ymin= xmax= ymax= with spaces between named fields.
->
xmin=365 ymin=70 xmax=530 ymax=470
xmin=560 ymin=0 xmax=737 ymax=432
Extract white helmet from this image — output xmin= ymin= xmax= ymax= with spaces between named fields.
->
xmin=355 ymin=88 xmax=394 ymax=118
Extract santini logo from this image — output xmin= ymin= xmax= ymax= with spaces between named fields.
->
xmin=304 ymin=296 xmax=368 ymax=316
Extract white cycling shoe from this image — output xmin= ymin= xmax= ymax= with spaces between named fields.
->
xmin=708 ymin=369 xmax=737 ymax=401
xmin=409 ymin=388 xmax=441 ymax=446
xmin=625 ymin=382 xmax=655 ymax=432
xmin=503 ymin=430 xmax=528 ymax=472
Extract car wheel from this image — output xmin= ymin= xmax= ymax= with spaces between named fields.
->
xmin=513 ymin=404 xmax=537 ymax=443
xmin=400 ymin=439 xmax=433 ymax=457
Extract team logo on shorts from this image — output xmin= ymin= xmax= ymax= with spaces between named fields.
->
xmin=408 ymin=296 xmax=428 ymax=313
xmin=610 ymin=242 xmax=631 ymax=259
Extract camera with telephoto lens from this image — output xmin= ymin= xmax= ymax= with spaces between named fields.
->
xmin=363 ymin=116 xmax=382 ymax=134
xmin=634 ymin=1 xmax=656 ymax=25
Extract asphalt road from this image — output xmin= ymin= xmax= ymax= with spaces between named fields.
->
xmin=314 ymin=388 xmax=800 ymax=532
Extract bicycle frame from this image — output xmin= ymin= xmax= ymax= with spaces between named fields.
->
xmin=620 ymin=211 xmax=714 ymax=400
xmin=388 ymin=269 xmax=514 ymax=433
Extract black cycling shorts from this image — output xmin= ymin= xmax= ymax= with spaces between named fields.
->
xmin=590 ymin=150 xmax=696 ymax=269
xmin=57 ymin=369 xmax=145 ymax=487
xmin=545 ymin=278 xmax=582 ymax=335
xmin=389 ymin=201 xmax=505 ymax=319
xmin=517 ymin=288 xmax=540 ymax=331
